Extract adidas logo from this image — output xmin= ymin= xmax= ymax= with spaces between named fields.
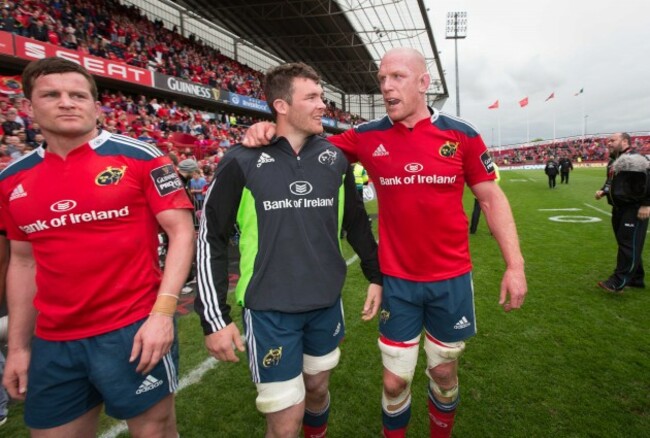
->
xmin=135 ymin=375 xmax=163 ymax=395
xmin=9 ymin=184 xmax=27 ymax=201
xmin=372 ymin=144 xmax=389 ymax=157
xmin=453 ymin=316 xmax=471 ymax=330
xmin=257 ymin=152 xmax=275 ymax=168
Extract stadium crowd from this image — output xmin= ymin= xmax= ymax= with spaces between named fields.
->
xmin=1 ymin=0 xmax=648 ymax=169
xmin=0 ymin=0 xmax=365 ymax=125
xmin=492 ymin=136 xmax=650 ymax=166
xmin=0 ymin=90 xmax=254 ymax=181
xmin=3 ymin=86 xmax=650 ymax=177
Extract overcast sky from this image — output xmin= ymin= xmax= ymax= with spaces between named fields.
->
xmin=427 ymin=0 xmax=650 ymax=147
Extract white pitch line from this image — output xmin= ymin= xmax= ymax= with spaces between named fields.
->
xmin=539 ymin=208 xmax=582 ymax=211
xmin=583 ymin=202 xmax=650 ymax=234
xmin=583 ymin=203 xmax=612 ymax=217
xmin=346 ymin=254 xmax=359 ymax=265
xmin=99 ymin=357 xmax=219 ymax=438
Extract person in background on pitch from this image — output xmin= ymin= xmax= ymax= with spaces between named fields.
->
xmin=544 ymin=156 xmax=559 ymax=189
xmin=595 ymin=132 xmax=649 ymax=293
xmin=242 ymin=47 xmax=527 ymax=438
xmin=196 ymin=62 xmax=382 ymax=438
xmin=470 ymin=162 xmax=500 ymax=234
xmin=558 ymin=153 xmax=573 ymax=184
xmin=0 ymin=57 xmax=194 ymax=437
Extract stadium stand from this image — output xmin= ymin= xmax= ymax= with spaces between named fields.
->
xmin=0 ymin=87 xmax=245 ymax=175
xmin=0 ymin=0 xmax=364 ymax=124
xmin=0 ymin=0 xmax=647 ymax=171
xmin=492 ymin=136 xmax=650 ymax=166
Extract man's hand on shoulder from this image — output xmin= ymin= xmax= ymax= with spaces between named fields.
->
xmin=242 ymin=122 xmax=276 ymax=148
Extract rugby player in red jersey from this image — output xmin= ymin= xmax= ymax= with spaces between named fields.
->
xmin=0 ymin=57 xmax=194 ymax=437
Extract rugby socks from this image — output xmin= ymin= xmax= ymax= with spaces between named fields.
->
xmin=303 ymin=394 xmax=330 ymax=438
xmin=427 ymin=387 xmax=459 ymax=438
xmin=382 ymin=394 xmax=411 ymax=438
xmin=383 ymin=425 xmax=408 ymax=438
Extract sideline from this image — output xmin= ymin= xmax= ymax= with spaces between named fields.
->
xmin=583 ymin=202 xmax=612 ymax=217
xmin=100 ymin=253 xmax=362 ymax=438
xmin=346 ymin=254 xmax=359 ymax=265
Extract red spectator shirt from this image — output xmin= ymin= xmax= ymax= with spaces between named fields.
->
xmin=0 ymin=131 xmax=193 ymax=341
xmin=47 ymin=30 xmax=60 ymax=45
xmin=331 ymin=108 xmax=496 ymax=281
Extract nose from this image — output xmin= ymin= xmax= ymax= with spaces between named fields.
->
xmin=58 ymin=93 xmax=75 ymax=107
xmin=380 ymin=77 xmax=393 ymax=94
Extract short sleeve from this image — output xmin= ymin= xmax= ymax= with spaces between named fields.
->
xmin=463 ymin=133 xmax=497 ymax=187
xmin=143 ymin=155 xmax=194 ymax=215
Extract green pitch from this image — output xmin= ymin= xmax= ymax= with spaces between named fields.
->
xmin=4 ymin=167 xmax=649 ymax=437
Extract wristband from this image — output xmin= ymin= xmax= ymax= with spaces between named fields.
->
xmin=151 ymin=294 xmax=179 ymax=317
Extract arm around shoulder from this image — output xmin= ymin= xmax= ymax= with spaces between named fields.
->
xmin=242 ymin=121 xmax=276 ymax=147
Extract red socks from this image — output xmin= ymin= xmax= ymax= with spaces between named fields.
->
xmin=303 ymin=423 xmax=328 ymax=438
xmin=383 ymin=426 xmax=407 ymax=438
xmin=428 ymin=397 xmax=457 ymax=438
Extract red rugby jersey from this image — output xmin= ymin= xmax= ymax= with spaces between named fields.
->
xmin=331 ymin=109 xmax=496 ymax=282
xmin=0 ymin=130 xmax=192 ymax=341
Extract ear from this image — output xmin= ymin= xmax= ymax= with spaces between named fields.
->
xmin=419 ymin=73 xmax=431 ymax=94
xmin=273 ymin=99 xmax=289 ymax=116
xmin=23 ymin=99 xmax=34 ymax=118
xmin=93 ymin=101 xmax=102 ymax=120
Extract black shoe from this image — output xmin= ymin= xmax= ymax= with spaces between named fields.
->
xmin=597 ymin=280 xmax=624 ymax=293
xmin=627 ymin=281 xmax=645 ymax=289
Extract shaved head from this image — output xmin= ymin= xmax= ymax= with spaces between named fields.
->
xmin=377 ymin=47 xmax=430 ymax=127
xmin=381 ymin=48 xmax=427 ymax=74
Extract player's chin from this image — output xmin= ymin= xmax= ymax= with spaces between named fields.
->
xmin=55 ymin=125 xmax=95 ymax=137
xmin=386 ymin=107 xmax=403 ymax=121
